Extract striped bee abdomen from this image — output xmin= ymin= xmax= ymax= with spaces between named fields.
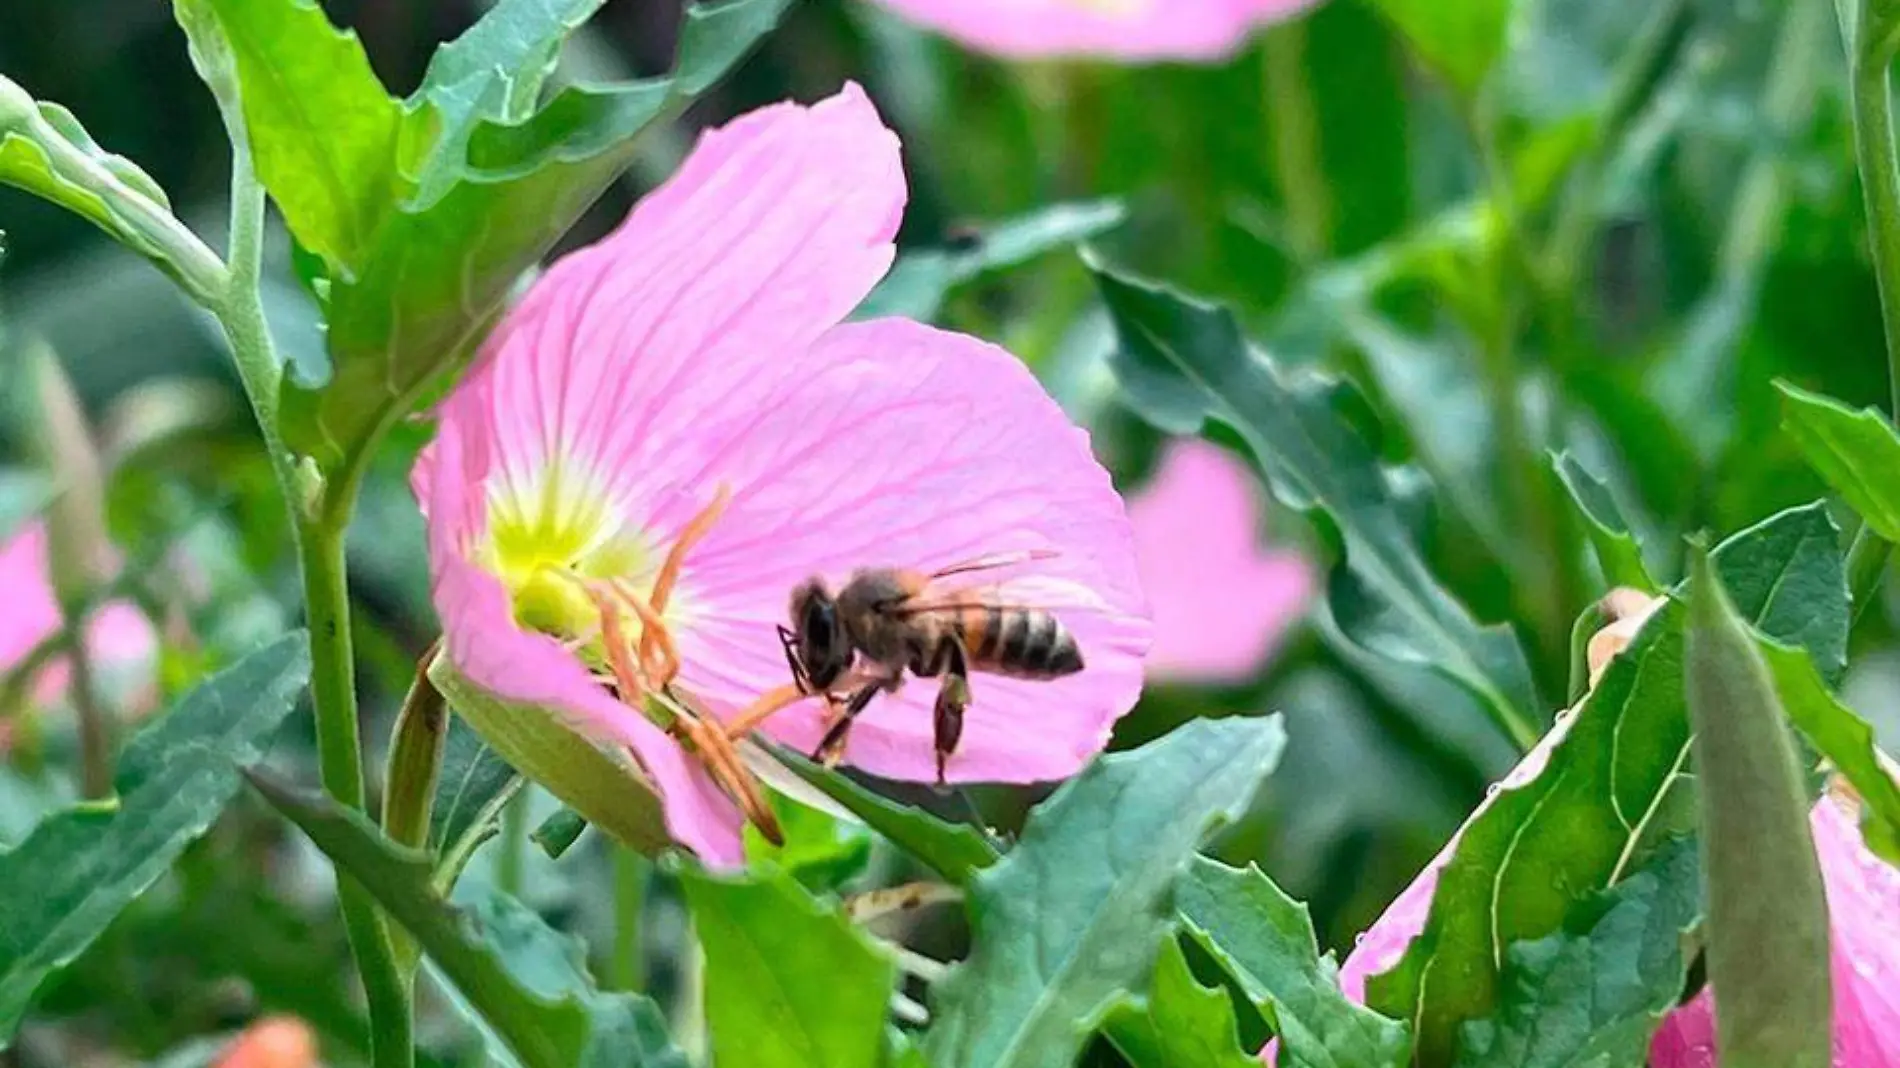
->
xmin=960 ymin=606 xmax=1084 ymax=679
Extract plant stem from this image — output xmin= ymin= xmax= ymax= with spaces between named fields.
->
xmin=498 ymin=793 xmax=527 ymax=896
xmin=610 ymin=847 xmax=648 ymax=991
xmin=64 ymin=629 xmax=112 ymax=799
xmin=1262 ymin=19 xmax=1331 ymax=265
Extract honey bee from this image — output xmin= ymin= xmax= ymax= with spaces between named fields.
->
xmin=778 ymin=551 xmax=1085 ymax=782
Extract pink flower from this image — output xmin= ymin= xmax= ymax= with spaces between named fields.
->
xmin=0 ymin=520 xmax=156 ymax=714
xmin=414 ymin=85 xmax=1150 ymax=868
xmin=1127 ymin=440 xmax=1311 ymax=683
xmin=1649 ymin=784 xmax=1900 ymax=1067
xmin=865 ymin=0 xmax=1322 ymax=62
xmin=212 ymin=1017 xmax=320 ymax=1068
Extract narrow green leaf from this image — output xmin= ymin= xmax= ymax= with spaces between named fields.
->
xmin=189 ymin=0 xmax=404 ymax=270
xmin=1093 ymin=261 xmax=1538 ymax=744
xmin=1367 ymin=504 xmax=1847 ymax=1065
xmin=924 ymin=717 xmax=1288 ymax=1068
xmin=1176 ymin=859 xmax=1410 ymax=1068
xmin=1551 ymin=451 xmax=1656 ymax=593
xmin=1452 ymin=838 xmax=1702 ymax=1068
xmin=0 ymin=634 xmax=309 ymax=1041
xmin=429 ymin=715 xmax=519 ymax=854
xmin=769 ymin=746 xmax=1000 ymax=886
xmin=1779 ymin=381 xmax=1900 ymax=543
xmin=1104 ymin=937 xmax=1260 ymax=1068
xmin=856 ymin=200 xmax=1127 ymax=322
xmin=680 ymin=865 xmax=895 ymax=1068
xmin=1686 ymin=543 xmax=1831 ymax=1068
xmin=1364 ymin=0 xmax=1514 ymax=96
xmin=249 ymin=773 xmax=686 ymax=1068
xmin=1759 ymin=639 xmax=1900 ymax=864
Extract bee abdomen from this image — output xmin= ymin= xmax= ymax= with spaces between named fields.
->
xmin=965 ymin=608 xmax=1084 ymax=679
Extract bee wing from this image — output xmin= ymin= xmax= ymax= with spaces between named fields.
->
xmin=925 ymin=549 xmax=1060 ymax=581
xmin=896 ymin=574 xmax=1113 ymax=617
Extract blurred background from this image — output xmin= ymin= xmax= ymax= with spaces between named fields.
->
xmin=2 ymin=0 xmax=1898 ymax=1063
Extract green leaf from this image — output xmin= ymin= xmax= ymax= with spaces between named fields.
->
xmin=1778 ymin=381 xmax=1900 ymax=543
xmin=769 ymin=746 xmax=1000 ymax=886
xmin=680 ymin=865 xmax=895 ymax=1068
xmin=533 ymin=807 xmax=591 ymax=860
xmin=1103 ymin=937 xmax=1260 ymax=1068
xmin=1093 ymin=261 xmax=1538 ymax=746
xmin=743 ymin=796 xmax=873 ymax=893
xmin=1759 ymin=639 xmax=1900 ymax=865
xmin=248 ymin=773 xmax=687 ymax=1068
xmin=1175 ymin=859 xmax=1410 ymax=1068
xmin=186 ymin=0 xmax=404 ymax=271
xmin=284 ymin=0 xmax=791 ymax=476
xmin=923 ymin=717 xmax=1288 ymax=1068
xmin=1364 ymin=0 xmax=1513 ymax=96
xmin=1685 ymin=543 xmax=1831 ymax=1068
xmin=1452 ymin=837 xmax=1702 ymax=1068
xmin=0 ymin=634 xmax=309 ymax=1041
xmin=1551 ymin=451 xmax=1657 ymax=593
xmin=429 ymin=715 xmax=522 ymax=888
xmin=856 ymin=200 xmax=1127 ymax=322
xmin=1367 ymin=504 xmax=1847 ymax=1065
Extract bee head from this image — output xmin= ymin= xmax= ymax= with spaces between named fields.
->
xmin=790 ymin=578 xmax=850 ymax=691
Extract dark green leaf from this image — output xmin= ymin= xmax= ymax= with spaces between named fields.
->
xmin=1551 ymin=451 xmax=1657 ymax=593
xmin=1364 ymin=0 xmax=1513 ymax=96
xmin=924 ymin=717 xmax=1287 ymax=1068
xmin=248 ymin=773 xmax=686 ymax=1068
xmin=1685 ymin=543 xmax=1830 ymax=1068
xmin=284 ymin=0 xmax=791 ymax=476
xmin=1093 ymin=261 xmax=1538 ymax=745
xmin=1759 ymin=640 xmax=1900 ymax=865
xmin=1367 ymin=504 xmax=1847 ymax=1064
xmin=1453 ymin=838 xmax=1702 ymax=1068
xmin=1176 ymin=859 xmax=1410 ymax=1068
xmin=429 ymin=715 xmax=519 ymax=854
xmin=857 ymin=200 xmax=1126 ymax=322
xmin=1103 ymin=937 xmax=1259 ymax=1068
xmin=1779 ymin=381 xmax=1900 ymax=543
xmin=680 ymin=865 xmax=895 ymax=1068
xmin=769 ymin=746 xmax=999 ymax=886
xmin=0 ymin=634 xmax=309 ymax=1041
xmin=533 ymin=807 xmax=590 ymax=860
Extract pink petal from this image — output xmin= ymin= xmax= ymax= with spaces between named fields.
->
xmin=1127 ymin=440 xmax=1312 ymax=683
xmin=0 ymin=521 xmax=156 ymax=711
xmin=866 ymin=0 xmax=1322 ymax=61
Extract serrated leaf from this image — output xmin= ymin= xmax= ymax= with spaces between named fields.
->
xmin=923 ymin=717 xmax=1287 ymax=1068
xmin=1093 ymin=262 xmax=1538 ymax=745
xmin=1367 ymin=504 xmax=1847 ymax=1065
xmin=284 ymin=0 xmax=790 ymax=477
xmin=1366 ymin=0 xmax=1514 ymax=96
xmin=0 ymin=634 xmax=309 ymax=1041
xmin=1104 ymin=937 xmax=1260 ymax=1068
xmin=856 ymin=200 xmax=1127 ymax=322
xmin=1685 ymin=545 xmax=1831 ymax=1068
xmin=188 ymin=0 xmax=404 ymax=270
xmin=1779 ymin=381 xmax=1900 ymax=543
xmin=1759 ymin=640 xmax=1900 ymax=865
xmin=769 ymin=746 xmax=999 ymax=886
xmin=1551 ymin=451 xmax=1656 ymax=593
xmin=1453 ymin=838 xmax=1702 ymax=1068
xmin=1176 ymin=859 xmax=1410 ymax=1068
xmin=249 ymin=773 xmax=686 ymax=1068
xmin=680 ymin=865 xmax=895 ymax=1068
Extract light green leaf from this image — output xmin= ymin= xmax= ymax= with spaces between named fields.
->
xmin=188 ymin=0 xmax=404 ymax=271
xmin=1176 ymin=859 xmax=1410 ymax=1068
xmin=769 ymin=746 xmax=1000 ymax=886
xmin=924 ymin=717 xmax=1287 ymax=1068
xmin=1685 ymin=544 xmax=1831 ymax=1068
xmin=1364 ymin=0 xmax=1514 ymax=96
xmin=1758 ymin=640 xmax=1900 ymax=865
xmin=0 ymin=635 xmax=309 ymax=1041
xmin=856 ymin=200 xmax=1127 ymax=322
xmin=681 ymin=865 xmax=895 ymax=1068
xmin=1453 ymin=837 xmax=1702 ymax=1068
xmin=1551 ymin=451 xmax=1656 ymax=593
xmin=1103 ymin=937 xmax=1260 ymax=1068
xmin=284 ymin=0 xmax=791 ymax=476
xmin=249 ymin=773 xmax=687 ymax=1068
xmin=1779 ymin=381 xmax=1900 ymax=543
xmin=1093 ymin=261 xmax=1538 ymax=746
xmin=1368 ymin=504 xmax=1847 ymax=1065
xmin=743 ymin=796 xmax=873 ymax=893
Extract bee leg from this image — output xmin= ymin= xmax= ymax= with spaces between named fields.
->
xmin=778 ymin=624 xmax=813 ymax=694
xmin=636 ymin=484 xmax=731 ymax=675
xmin=932 ymin=642 xmax=971 ymax=786
xmin=816 ymin=683 xmax=881 ymax=767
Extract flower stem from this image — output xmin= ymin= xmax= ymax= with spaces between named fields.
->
xmin=64 ymin=628 xmax=113 ymax=799
xmin=498 ymin=793 xmax=527 ymax=896
xmin=610 ymin=847 xmax=648 ymax=991
xmin=1262 ymin=19 xmax=1330 ymax=265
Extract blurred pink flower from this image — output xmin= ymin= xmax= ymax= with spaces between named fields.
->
xmin=1127 ymin=440 xmax=1311 ymax=682
xmin=0 ymin=519 xmax=156 ymax=714
xmin=866 ymin=0 xmax=1321 ymax=62
xmin=414 ymin=85 xmax=1150 ymax=867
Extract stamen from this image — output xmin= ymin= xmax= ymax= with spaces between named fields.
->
xmin=639 ymin=484 xmax=731 ymax=672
